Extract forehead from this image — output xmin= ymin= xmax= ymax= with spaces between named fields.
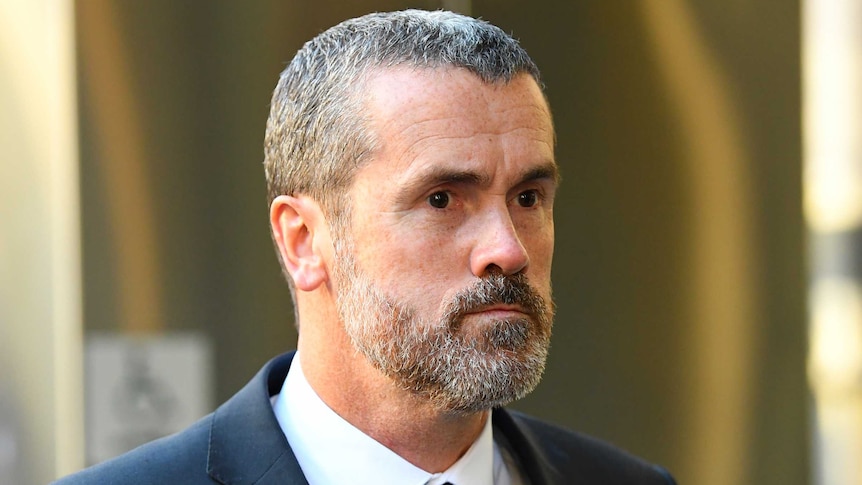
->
xmin=366 ymin=67 xmax=551 ymax=134
xmin=360 ymin=67 xmax=555 ymax=174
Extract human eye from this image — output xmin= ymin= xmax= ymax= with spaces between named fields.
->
xmin=427 ymin=191 xmax=450 ymax=209
xmin=516 ymin=189 xmax=540 ymax=208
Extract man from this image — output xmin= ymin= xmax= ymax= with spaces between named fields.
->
xmin=57 ymin=10 xmax=675 ymax=484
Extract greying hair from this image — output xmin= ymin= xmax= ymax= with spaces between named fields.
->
xmin=263 ymin=9 xmax=542 ymax=309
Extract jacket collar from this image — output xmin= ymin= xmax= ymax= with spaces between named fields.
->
xmin=492 ymin=408 xmax=561 ymax=485
xmin=207 ymin=352 xmax=308 ymax=485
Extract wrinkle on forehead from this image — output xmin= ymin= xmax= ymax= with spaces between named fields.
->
xmin=367 ymin=67 xmax=550 ymax=123
xmin=363 ymin=67 xmax=555 ymax=171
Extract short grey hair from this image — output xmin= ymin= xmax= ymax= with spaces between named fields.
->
xmin=263 ymin=9 xmax=543 ymax=307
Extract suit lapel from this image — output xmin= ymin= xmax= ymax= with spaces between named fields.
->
xmin=206 ymin=352 xmax=309 ymax=485
xmin=493 ymin=408 xmax=563 ymax=485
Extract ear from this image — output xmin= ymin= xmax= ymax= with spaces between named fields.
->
xmin=270 ymin=195 xmax=331 ymax=292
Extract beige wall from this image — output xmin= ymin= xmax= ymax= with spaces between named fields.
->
xmin=0 ymin=1 xmax=83 ymax=482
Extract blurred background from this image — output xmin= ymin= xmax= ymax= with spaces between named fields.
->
xmin=2 ymin=0 xmax=860 ymax=484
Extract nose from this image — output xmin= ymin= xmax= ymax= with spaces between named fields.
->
xmin=469 ymin=208 xmax=530 ymax=277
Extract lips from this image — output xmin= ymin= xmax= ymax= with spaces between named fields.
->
xmin=465 ymin=304 xmax=530 ymax=317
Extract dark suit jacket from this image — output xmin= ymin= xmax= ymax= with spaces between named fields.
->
xmin=55 ymin=352 xmax=676 ymax=484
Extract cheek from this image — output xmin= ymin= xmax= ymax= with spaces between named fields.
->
xmin=517 ymin=210 xmax=554 ymax=254
xmin=521 ymin=221 xmax=555 ymax=281
xmin=355 ymin=222 xmax=467 ymax=297
xmin=398 ymin=231 xmax=466 ymax=284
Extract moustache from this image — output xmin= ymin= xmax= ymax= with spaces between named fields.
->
xmin=443 ymin=272 xmax=550 ymax=330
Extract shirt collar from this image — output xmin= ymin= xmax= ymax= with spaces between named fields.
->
xmin=272 ymin=352 xmax=495 ymax=485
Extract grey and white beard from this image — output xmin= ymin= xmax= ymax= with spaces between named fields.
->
xmin=333 ymin=237 xmax=554 ymax=414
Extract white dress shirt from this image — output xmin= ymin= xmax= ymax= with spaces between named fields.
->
xmin=272 ymin=352 xmax=522 ymax=485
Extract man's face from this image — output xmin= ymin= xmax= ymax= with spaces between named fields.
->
xmin=333 ymin=68 xmax=557 ymax=413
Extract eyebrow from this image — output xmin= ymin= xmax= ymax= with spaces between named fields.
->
xmin=394 ymin=160 xmax=559 ymax=203
xmin=420 ymin=161 xmax=558 ymax=187
xmin=518 ymin=162 xmax=560 ymax=187
xmin=417 ymin=167 xmax=491 ymax=187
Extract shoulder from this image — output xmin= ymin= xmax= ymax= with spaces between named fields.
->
xmin=53 ymin=352 xmax=298 ymax=485
xmin=53 ymin=415 xmax=213 ymax=485
xmin=494 ymin=409 xmax=676 ymax=485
